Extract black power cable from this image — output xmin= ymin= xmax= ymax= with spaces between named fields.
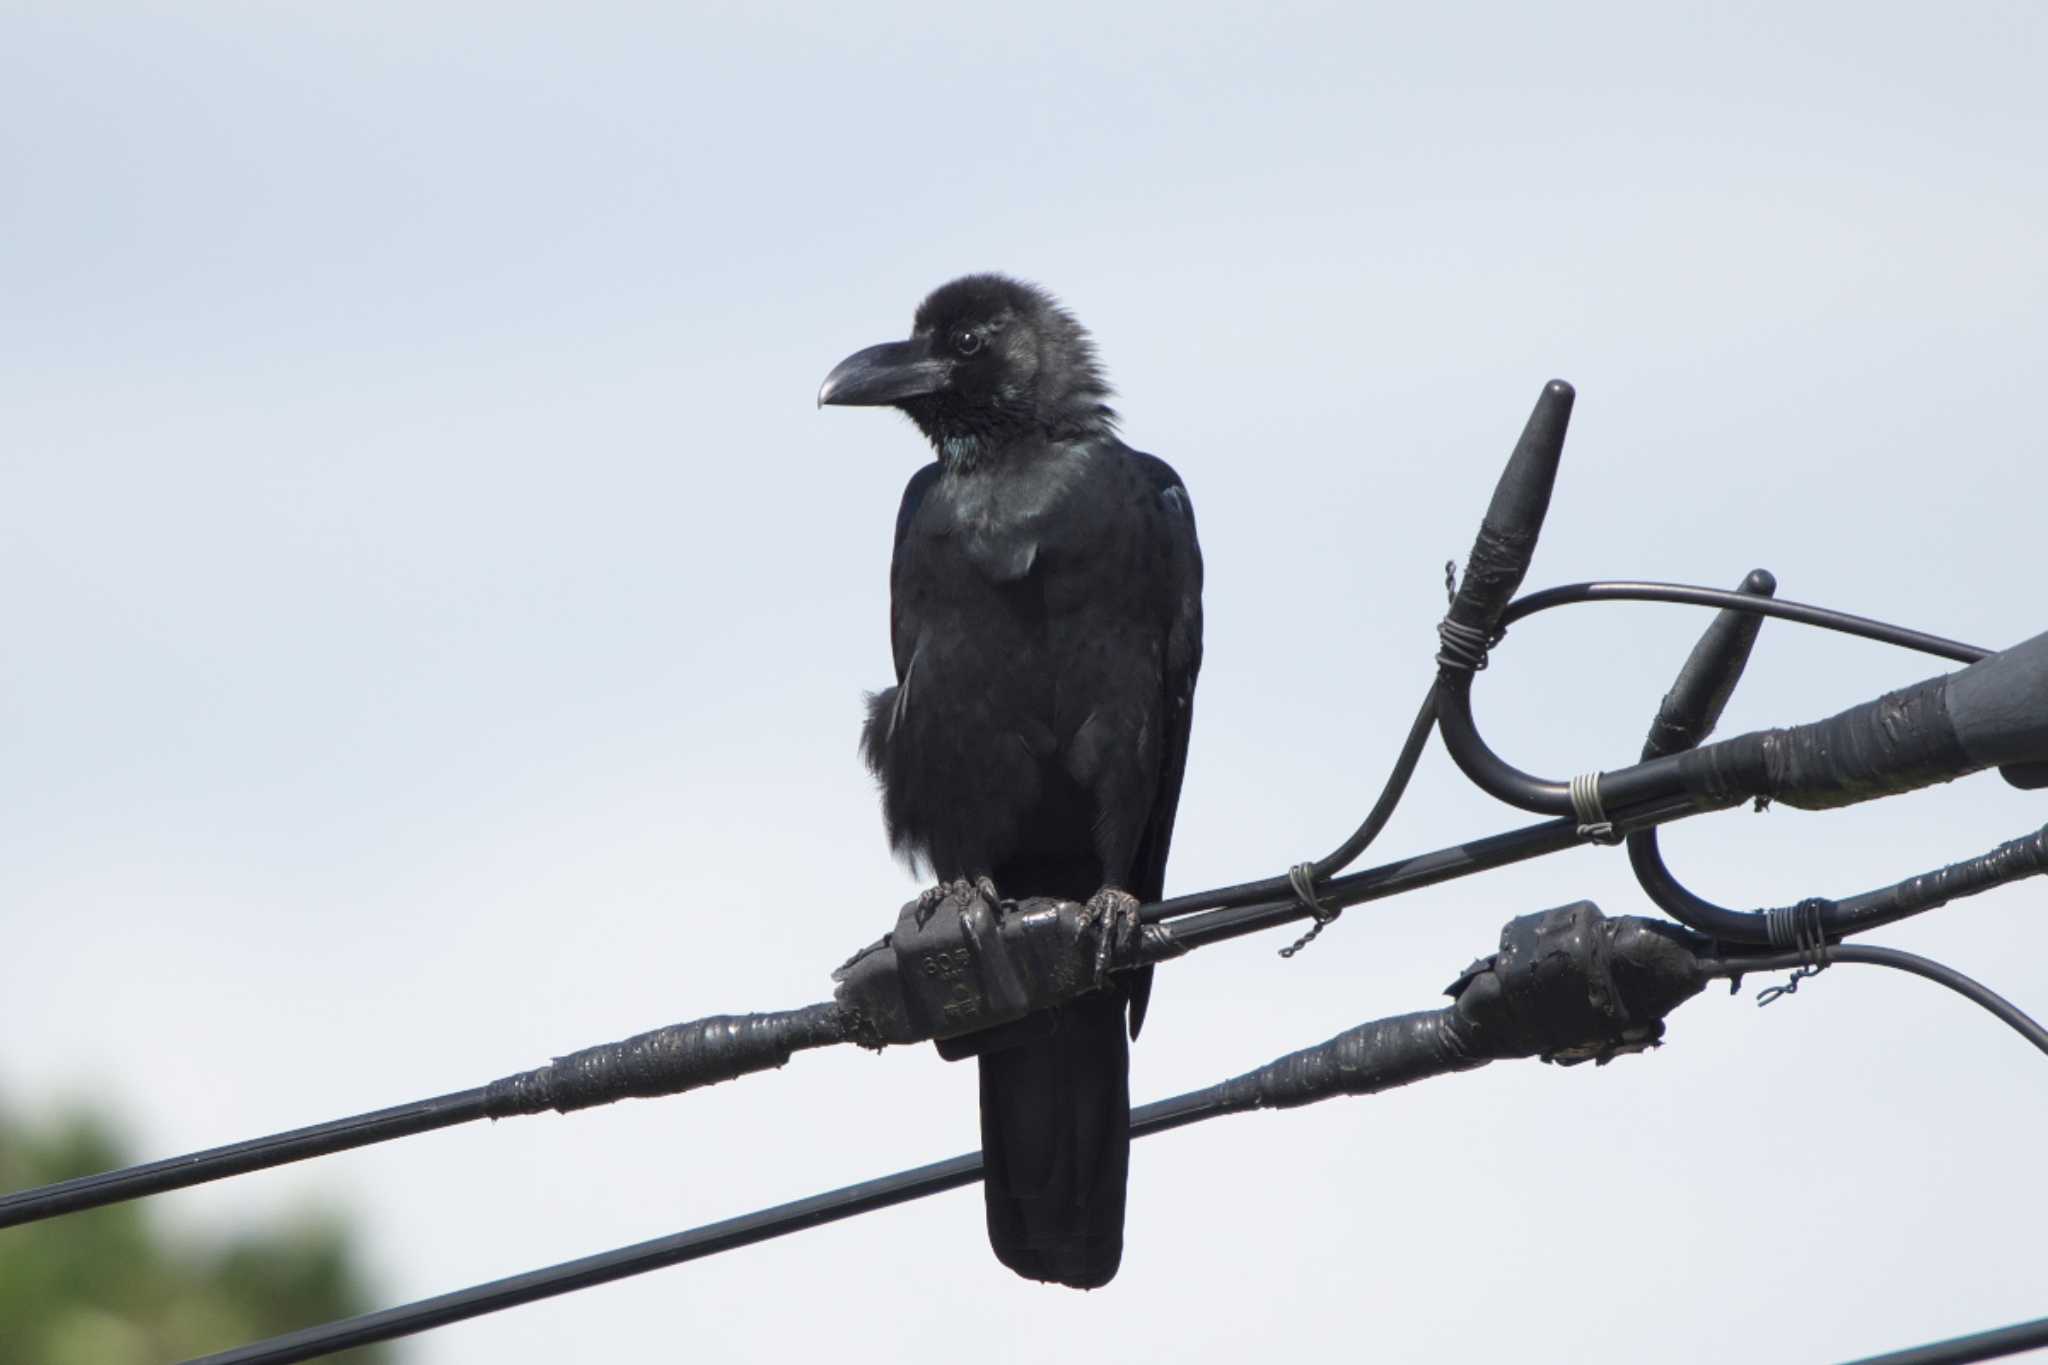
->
xmin=0 ymin=1006 xmax=860 ymax=1232
xmin=9 ymin=381 xmax=2029 ymax=1229
xmin=0 ymin=1088 xmax=490 ymax=1230
xmin=0 ymin=593 xmax=2023 ymax=1236
xmin=185 ymin=909 xmax=2048 ymax=1365
xmin=1149 ymin=568 xmax=1992 ymax=929
xmin=1499 ymin=580 xmax=1986 ymax=664
xmin=184 ymin=1090 xmax=1222 ymax=1365
xmin=1708 ymin=944 xmax=2048 ymax=1057
xmin=0 ymin=690 xmax=1487 ymax=1235
xmin=11 ymin=376 xmax=2043 ymax=1363
xmin=1840 ymin=1314 xmax=2048 ymax=1365
xmin=1142 ymin=685 xmax=1440 ymax=923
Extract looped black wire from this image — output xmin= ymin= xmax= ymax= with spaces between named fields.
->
xmin=1757 ymin=898 xmax=1833 ymax=1006
xmin=1278 ymin=862 xmax=1340 ymax=959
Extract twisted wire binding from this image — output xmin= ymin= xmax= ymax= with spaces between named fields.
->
xmin=1436 ymin=559 xmax=1508 ymax=672
xmin=1434 ymin=618 xmax=1499 ymax=672
xmin=1278 ymin=861 xmax=1340 ymax=959
xmin=1757 ymin=899 xmax=1833 ymax=1006
xmin=1569 ymin=771 xmax=1620 ymax=844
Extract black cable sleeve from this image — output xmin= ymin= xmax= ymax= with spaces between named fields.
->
xmin=1641 ymin=570 xmax=1777 ymax=761
xmin=483 ymin=1003 xmax=856 ymax=1116
xmin=1436 ymin=379 xmax=1575 ymax=675
xmin=1677 ymin=674 xmax=1971 ymax=812
xmin=1946 ymin=630 xmax=2048 ymax=767
xmin=0 ymin=1007 xmax=860 ymax=1231
xmin=1209 ymin=1012 xmax=1487 ymax=1110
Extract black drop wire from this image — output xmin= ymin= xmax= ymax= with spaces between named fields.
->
xmin=1839 ymin=1313 xmax=2048 ymax=1365
xmin=182 ymin=1089 xmax=1227 ymax=1365
xmin=1499 ymin=581 xmax=1986 ymax=664
xmin=1709 ymin=944 xmax=2048 ymax=1056
xmin=1143 ymin=685 xmax=1439 ymax=926
xmin=0 ymin=1088 xmax=490 ymax=1231
xmin=194 ymin=929 xmax=2048 ymax=1363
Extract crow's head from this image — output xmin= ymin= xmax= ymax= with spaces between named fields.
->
xmin=818 ymin=274 xmax=1115 ymax=466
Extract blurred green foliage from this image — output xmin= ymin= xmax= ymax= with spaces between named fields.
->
xmin=0 ymin=1104 xmax=393 ymax=1364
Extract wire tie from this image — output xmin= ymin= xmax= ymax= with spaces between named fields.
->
xmin=1278 ymin=862 xmax=1338 ymax=959
xmin=1758 ymin=899 xmax=1832 ymax=1006
xmin=1435 ymin=618 xmax=1500 ymax=672
xmin=1569 ymin=771 xmax=1620 ymax=844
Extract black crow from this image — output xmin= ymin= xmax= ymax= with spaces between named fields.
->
xmin=819 ymin=274 xmax=1203 ymax=1289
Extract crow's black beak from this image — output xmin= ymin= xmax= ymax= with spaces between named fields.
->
xmin=817 ymin=339 xmax=951 ymax=408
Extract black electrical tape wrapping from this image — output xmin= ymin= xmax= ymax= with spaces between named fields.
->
xmin=484 ymin=1004 xmax=853 ymax=1117
xmin=185 ymin=904 xmax=1721 ymax=1365
xmin=1678 ymin=674 xmax=1969 ymax=811
xmin=1833 ymin=823 xmax=2048 ymax=934
xmin=1214 ymin=1012 xmax=1486 ymax=1111
xmin=1437 ymin=381 xmax=1574 ymax=675
xmin=1437 ymin=526 xmax=1532 ymax=672
xmin=1675 ymin=628 xmax=2048 ymax=812
xmin=1209 ymin=904 xmax=1708 ymax=1115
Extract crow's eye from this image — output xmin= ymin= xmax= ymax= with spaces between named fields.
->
xmin=953 ymin=330 xmax=982 ymax=357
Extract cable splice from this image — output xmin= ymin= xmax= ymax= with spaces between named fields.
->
xmin=482 ymin=1005 xmax=857 ymax=1118
xmin=181 ymin=899 xmax=1714 ymax=1365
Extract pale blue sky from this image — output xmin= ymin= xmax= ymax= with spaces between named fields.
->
xmin=4 ymin=3 xmax=2045 ymax=1361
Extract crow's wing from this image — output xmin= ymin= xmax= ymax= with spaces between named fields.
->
xmin=1123 ymin=450 xmax=1203 ymax=1038
xmin=886 ymin=461 xmax=943 ymax=682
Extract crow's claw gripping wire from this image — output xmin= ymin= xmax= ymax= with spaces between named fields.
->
xmin=1085 ymin=887 xmax=1142 ymax=987
xmin=915 ymin=877 xmax=1000 ymax=929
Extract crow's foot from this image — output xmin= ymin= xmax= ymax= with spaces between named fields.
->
xmin=1084 ymin=886 xmax=1143 ymax=987
xmin=914 ymin=876 xmax=1001 ymax=929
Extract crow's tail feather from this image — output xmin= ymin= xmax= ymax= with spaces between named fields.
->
xmin=975 ymin=990 xmax=1131 ymax=1289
